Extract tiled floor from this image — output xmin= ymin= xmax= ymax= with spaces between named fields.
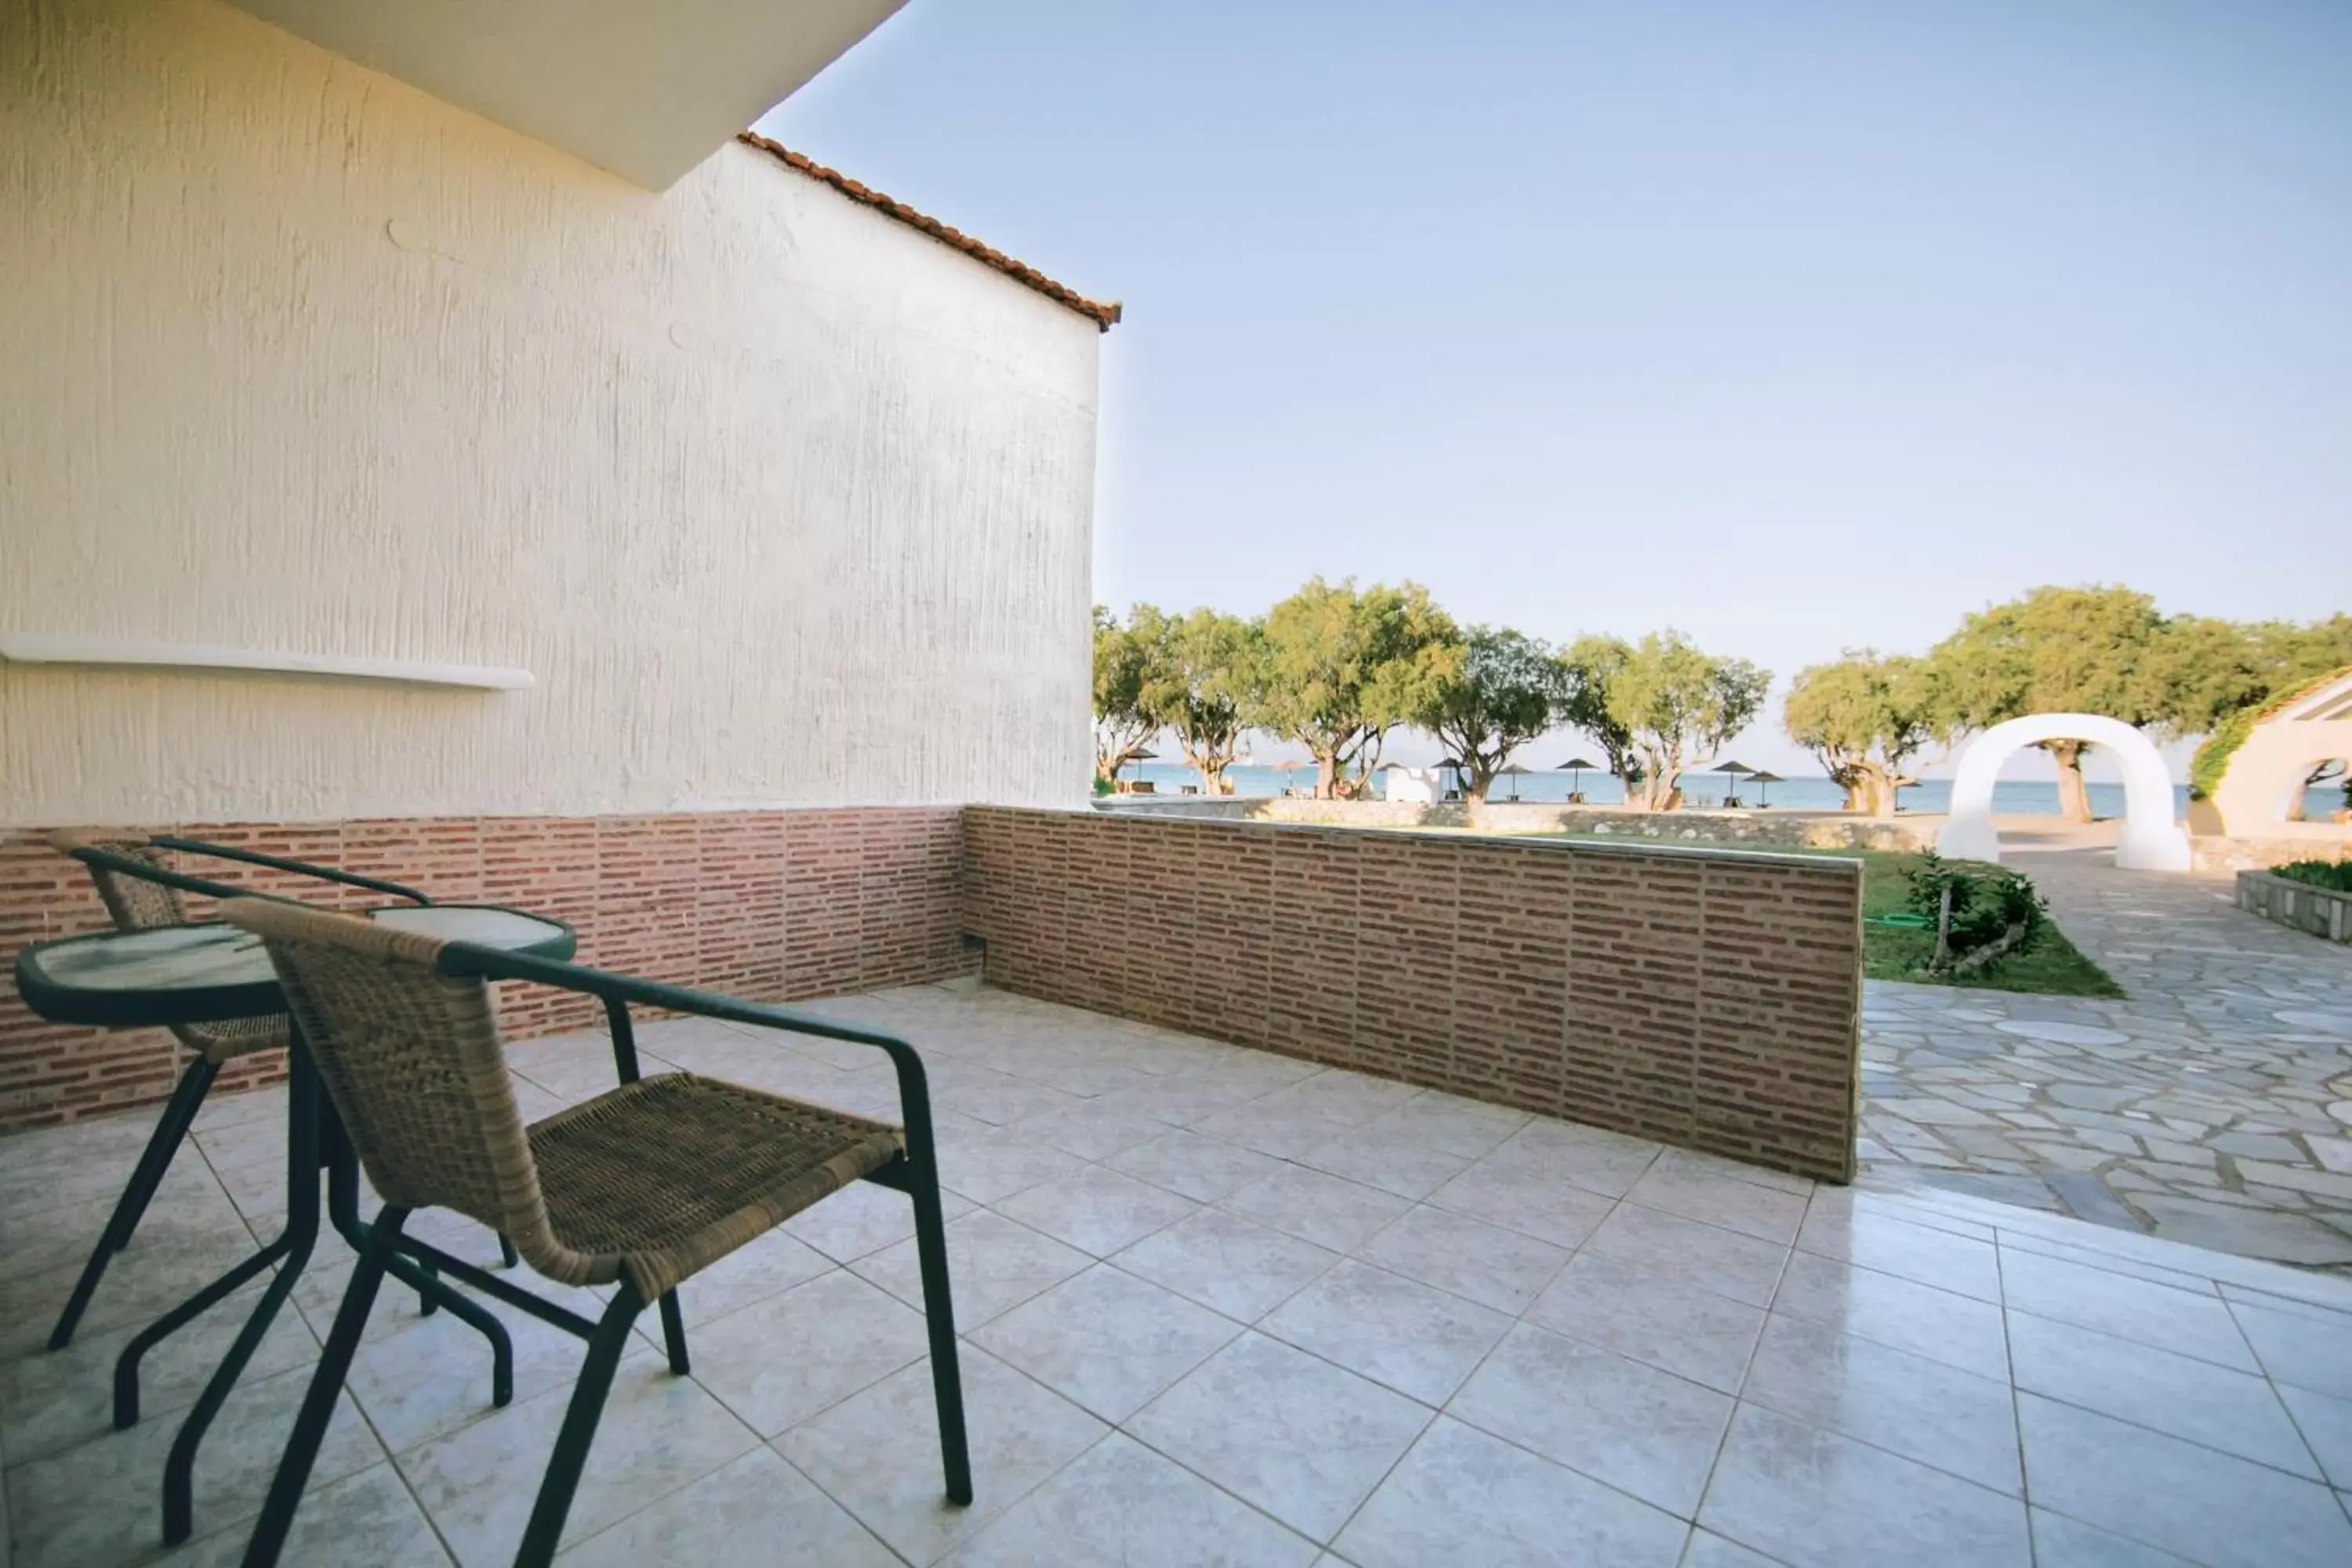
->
xmin=6 ymin=982 xmax=2352 ymax=1566
xmin=1860 ymin=845 xmax=2352 ymax=1270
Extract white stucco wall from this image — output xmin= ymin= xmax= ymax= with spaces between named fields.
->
xmin=0 ymin=0 xmax=1101 ymax=826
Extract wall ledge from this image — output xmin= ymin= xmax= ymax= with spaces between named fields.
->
xmin=0 ymin=634 xmax=532 ymax=691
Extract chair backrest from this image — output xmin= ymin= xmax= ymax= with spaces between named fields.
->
xmin=48 ymin=833 xmax=187 ymax=931
xmin=220 ymin=898 xmax=563 ymax=1256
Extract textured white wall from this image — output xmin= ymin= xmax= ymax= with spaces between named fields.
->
xmin=0 ymin=0 xmax=1101 ymax=826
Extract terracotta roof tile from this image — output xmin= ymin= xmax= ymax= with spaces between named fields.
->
xmin=735 ymin=132 xmax=1121 ymax=332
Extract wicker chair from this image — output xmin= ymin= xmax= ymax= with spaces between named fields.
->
xmin=224 ymin=896 xmax=971 ymax=1568
xmin=40 ymin=832 xmax=435 ymax=1351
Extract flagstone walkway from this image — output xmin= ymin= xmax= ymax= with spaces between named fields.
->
xmin=1861 ymin=842 xmax=2352 ymax=1271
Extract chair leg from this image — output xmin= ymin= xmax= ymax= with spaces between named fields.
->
xmin=515 ymin=1282 xmax=643 ymax=1568
xmin=241 ymin=1207 xmax=407 ymax=1568
xmin=656 ymin=1290 xmax=689 ymax=1375
xmin=909 ymin=1167 xmax=973 ymax=1507
xmin=49 ymin=1058 xmax=216 ymax=1351
xmin=499 ymin=1233 xmax=520 ymax=1269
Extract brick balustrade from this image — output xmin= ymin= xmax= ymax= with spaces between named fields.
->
xmin=965 ymin=808 xmax=1862 ymax=1182
xmin=2 ymin=805 xmax=1863 ymax=1181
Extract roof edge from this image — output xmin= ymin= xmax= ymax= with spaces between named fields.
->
xmin=735 ymin=132 xmax=1121 ymax=332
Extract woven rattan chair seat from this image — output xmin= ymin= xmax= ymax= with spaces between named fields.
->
xmin=182 ymin=1012 xmax=292 ymax=1064
xmin=527 ymin=1073 xmax=904 ymax=1298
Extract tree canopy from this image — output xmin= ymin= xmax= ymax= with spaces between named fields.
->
xmin=1569 ymin=631 xmax=1769 ymax=810
xmin=1091 ymin=604 xmax=1158 ymax=786
xmin=1414 ymin=627 xmax=1570 ymax=803
xmin=1250 ymin=579 xmax=1461 ymax=798
xmin=1929 ymin=585 xmax=2171 ymax=822
xmin=1783 ymin=651 xmax=1947 ymax=818
xmin=1140 ymin=608 xmax=1262 ymax=794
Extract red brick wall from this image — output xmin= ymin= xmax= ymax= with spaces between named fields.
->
xmin=964 ymin=808 xmax=1863 ymax=1182
xmin=0 ymin=808 xmax=968 ymax=1130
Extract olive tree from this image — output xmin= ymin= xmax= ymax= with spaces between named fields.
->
xmin=1783 ymin=651 xmax=1947 ymax=817
xmin=1140 ymin=609 xmax=1262 ymax=795
xmin=1566 ymin=631 xmax=1769 ymax=811
xmin=1415 ymin=627 xmax=1570 ymax=804
xmin=1250 ymin=579 xmax=1460 ymax=798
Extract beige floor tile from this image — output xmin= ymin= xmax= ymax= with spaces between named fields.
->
xmin=1699 ymin=1403 xmax=2027 ymax=1568
xmin=944 ymin=1431 xmax=1316 ymax=1567
xmin=1485 ymin=1119 xmax=1663 ymax=1199
xmin=782 ymin=1180 xmax=974 ymax=1265
xmin=1220 ymin=1166 xmax=1412 ymax=1254
xmin=1260 ymin=1260 xmax=1509 ymax=1406
xmin=396 ymin=1356 xmax=757 ymax=1563
xmin=0 ymin=1227 xmax=275 ymax=1363
xmin=1105 ymin=1128 xmax=1288 ymax=1203
xmin=1127 ymin=1333 xmax=1429 ymax=1544
xmin=1092 ymin=1072 xmax=1265 ymax=1130
xmin=851 ymin=1210 xmax=1091 ymax=1330
xmin=1012 ymin=1098 xmax=1177 ymax=1163
xmin=1112 ymin=1208 xmax=1339 ymax=1323
xmin=1423 ymin=1156 xmax=1617 ymax=1250
xmin=971 ymin=1265 xmax=1239 ymax=1421
xmin=1296 ymin=1130 xmax=1470 ymax=1202
xmin=178 ymin=1461 xmax=449 ymax=1567
xmin=1352 ymin=1203 xmax=1568 ymax=1314
xmin=648 ymin=1229 xmax=834 ymax=1332
xmin=2016 ymin=1392 xmax=2352 ymax=1568
xmin=1795 ymin=1201 xmax=2002 ymax=1302
xmin=1771 ymin=1250 xmax=2009 ymax=1381
xmin=2000 ymin=1249 xmax=2257 ymax=1372
xmin=930 ymin=1119 xmax=1088 ymax=1206
xmin=1679 ymin=1529 xmax=1788 ymax=1566
xmin=687 ymin=1269 xmax=929 ymax=1435
xmin=1254 ymin=1071 xmax=1422 ymax=1130
xmin=2027 ymin=1507 xmax=2198 ymax=1566
xmin=1625 ymin=1163 xmax=1807 ymax=1245
xmin=556 ymin=1446 xmax=896 ymax=1567
xmin=5 ymin=1359 xmax=382 ymax=1568
xmin=1582 ymin=1203 xmax=1791 ymax=1310
xmin=993 ymin=1169 xmax=1200 ymax=1258
xmin=1 ymin=1276 xmax=318 ymax=1465
xmin=347 ymin=1298 xmax=600 ymax=1457
xmin=1526 ymin=1251 xmax=1765 ymax=1395
xmin=2009 ymin=1309 xmax=2315 ymax=1479
xmin=777 ymin=1346 xmax=1105 ymax=1566
xmin=1355 ymin=1094 xmax=1530 ymax=1161
xmin=2278 ymin=1383 xmax=2352 ymax=1490
xmin=1448 ymin=1323 xmax=1732 ymax=1519
xmin=5 ymin=1179 xmax=253 ymax=1280
xmin=1741 ymin=1312 xmax=2020 ymax=1495
xmin=1334 ymin=1415 xmax=1686 ymax=1568
xmin=1192 ymin=1100 xmax=1356 ymax=1162
xmin=2230 ymin=1296 xmax=2352 ymax=1399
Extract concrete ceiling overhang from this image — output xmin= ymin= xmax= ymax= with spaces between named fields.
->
xmin=229 ymin=0 xmax=908 ymax=188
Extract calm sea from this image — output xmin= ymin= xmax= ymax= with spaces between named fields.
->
xmin=1116 ymin=764 xmax=2348 ymax=822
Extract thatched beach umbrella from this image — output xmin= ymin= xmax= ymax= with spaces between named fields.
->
xmin=1555 ymin=756 xmax=1599 ymax=797
xmin=1745 ymin=769 xmax=1784 ymax=808
xmin=1494 ymin=761 xmax=1534 ymax=802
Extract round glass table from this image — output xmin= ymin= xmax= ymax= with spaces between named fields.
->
xmin=12 ymin=903 xmax=575 ymax=1545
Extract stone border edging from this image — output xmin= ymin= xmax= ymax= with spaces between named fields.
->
xmin=2236 ymin=869 xmax=2352 ymax=944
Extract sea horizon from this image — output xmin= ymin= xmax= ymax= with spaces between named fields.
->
xmin=1114 ymin=763 xmax=2347 ymax=822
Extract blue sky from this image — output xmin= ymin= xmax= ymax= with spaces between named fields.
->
xmin=758 ymin=1 xmax=2352 ymax=777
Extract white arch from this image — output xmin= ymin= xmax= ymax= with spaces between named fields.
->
xmin=1937 ymin=713 xmax=2191 ymax=872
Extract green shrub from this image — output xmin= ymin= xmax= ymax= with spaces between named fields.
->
xmin=2188 ymin=708 xmax=2254 ymax=801
xmin=1904 ymin=851 xmax=2048 ymax=963
xmin=2273 ymin=859 xmax=2352 ymax=893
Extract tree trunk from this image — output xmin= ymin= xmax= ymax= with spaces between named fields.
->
xmin=1840 ymin=781 xmax=1869 ymax=813
xmin=1868 ymin=769 xmax=1900 ymax=819
xmin=1314 ymin=753 xmax=1339 ymax=799
xmin=2049 ymin=740 xmax=2093 ymax=823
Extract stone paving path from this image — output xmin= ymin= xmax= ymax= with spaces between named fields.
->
xmin=1862 ymin=842 xmax=2352 ymax=1272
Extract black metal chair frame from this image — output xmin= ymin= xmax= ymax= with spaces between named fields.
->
xmin=35 ymin=842 xmax=529 ymax=1544
xmin=45 ymin=836 xmax=448 ymax=1354
xmin=244 ymin=941 xmax=970 ymax=1568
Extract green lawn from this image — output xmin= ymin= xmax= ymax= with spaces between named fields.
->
xmin=1535 ymin=836 xmax=2125 ymax=998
